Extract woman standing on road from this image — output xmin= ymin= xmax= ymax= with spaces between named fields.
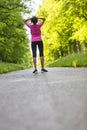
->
xmin=24 ymin=16 xmax=48 ymax=74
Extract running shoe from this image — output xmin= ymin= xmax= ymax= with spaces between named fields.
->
xmin=33 ymin=69 xmax=38 ymax=74
xmin=41 ymin=69 xmax=48 ymax=72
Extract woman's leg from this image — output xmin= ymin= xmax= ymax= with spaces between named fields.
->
xmin=31 ymin=42 xmax=37 ymax=70
xmin=40 ymin=56 xmax=44 ymax=69
xmin=33 ymin=57 xmax=37 ymax=70
xmin=38 ymin=41 xmax=48 ymax=72
xmin=38 ymin=41 xmax=44 ymax=69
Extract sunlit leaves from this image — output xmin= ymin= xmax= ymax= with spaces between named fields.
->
xmin=38 ymin=0 xmax=87 ymax=63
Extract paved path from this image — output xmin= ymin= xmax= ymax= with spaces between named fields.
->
xmin=0 ymin=68 xmax=87 ymax=130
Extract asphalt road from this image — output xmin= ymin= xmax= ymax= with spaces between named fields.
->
xmin=0 ymin=67 xmax=87 ymax=130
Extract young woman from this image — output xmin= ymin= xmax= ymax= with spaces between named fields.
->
xmin=24 ymin=16 xmax=48 ymax=73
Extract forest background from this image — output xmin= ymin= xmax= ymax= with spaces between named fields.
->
xmin=0 ymin=0 xmax=87 ymax=73
xmin=38 ymin=0 xmax=87 ymax=64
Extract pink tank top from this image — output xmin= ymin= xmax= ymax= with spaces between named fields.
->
xmin=26 ymin=22 xmax=44 ymax=42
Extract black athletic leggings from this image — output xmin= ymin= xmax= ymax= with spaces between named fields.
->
xmin=31 ymin=41 xmax=44 ymax=57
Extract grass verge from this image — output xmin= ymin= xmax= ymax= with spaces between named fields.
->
xmin=0 ymin=62 xmax=29 ymax=74
xmin=0 ymin=52 xmax=87 ymax=74
xmin=47 ymin=52 xmax=87 ymax=67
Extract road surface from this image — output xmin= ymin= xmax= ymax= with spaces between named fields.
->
xmin=0 ymin=68 xmax=87 ymax=130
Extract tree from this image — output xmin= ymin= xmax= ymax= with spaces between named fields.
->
xmin=38 ymin=0 xmax=87 ymax=64
xmin=0 ymin=0 xmax=32 ymax=66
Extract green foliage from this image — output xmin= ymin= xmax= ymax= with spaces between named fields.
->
xmin=0 ymin=62 xmax=30 ymax=74
xmin=38 ymin=0 xmax=87 ymax=64
xmin=47 ymin=51 xmax=87 ymax=67
xmin=0 ymin=0 xmax=32 ymax=67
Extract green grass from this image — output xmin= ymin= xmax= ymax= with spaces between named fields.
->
xmin=0 ymin=62 xmax=29 ymax=74
xmin=0 ymin=52 xmax=87 ymax=74
xmin=47 ymin=51 xmax=87 ymax=67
